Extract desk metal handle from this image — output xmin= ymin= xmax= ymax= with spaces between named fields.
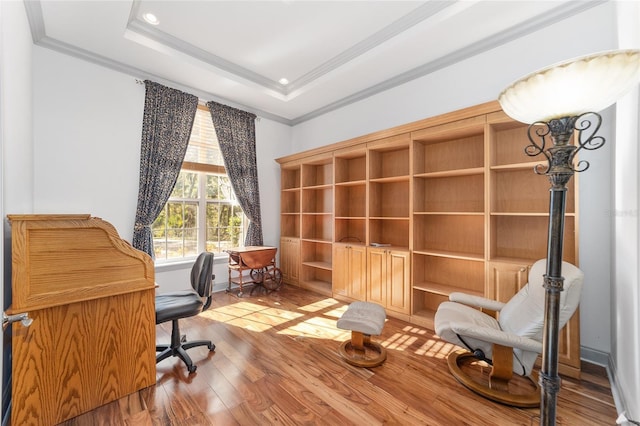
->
xmin=3 ymin=312 xmax=33 ymax=330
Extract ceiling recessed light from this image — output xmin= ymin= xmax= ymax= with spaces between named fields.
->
xmin=143 ymin=13 xmax=159 ymax=25
xmin=279 ymin=78 xmax=289 ymax=85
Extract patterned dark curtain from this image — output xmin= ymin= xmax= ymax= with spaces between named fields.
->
xmin=133 ymin=81 xmax=198 ymax=257
xmin=206 ymin=101 xmax=263 ymax=246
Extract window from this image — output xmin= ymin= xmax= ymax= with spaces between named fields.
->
xmin=152 ymin=105 xmax=246 ymax=261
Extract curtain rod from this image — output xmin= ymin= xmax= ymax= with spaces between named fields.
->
xmin=134 ymin=78 xmax=261 ymax=122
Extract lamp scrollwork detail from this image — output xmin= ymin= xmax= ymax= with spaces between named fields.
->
xmin=526 ymin=112 xmax=605 ymax=180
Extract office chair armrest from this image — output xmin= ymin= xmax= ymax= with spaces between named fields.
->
xmin=450 ymin=321 xmax=543 ymax=353
xmin=449 ymin=292 xmax=506 ymax=312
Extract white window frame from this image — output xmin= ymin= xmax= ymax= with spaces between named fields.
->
xmin=153 ymin=106 xmax=246 ymax=265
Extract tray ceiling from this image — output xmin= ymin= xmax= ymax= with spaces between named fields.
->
xmin=25 ymin=1 xmax=602 ymax=124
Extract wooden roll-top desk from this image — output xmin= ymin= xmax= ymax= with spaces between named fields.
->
xmin=6 ymin=214 xmax=156 ymax=425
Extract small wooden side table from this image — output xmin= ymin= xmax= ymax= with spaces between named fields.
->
xmin=226 ymin=246 xmax=283 ymax=297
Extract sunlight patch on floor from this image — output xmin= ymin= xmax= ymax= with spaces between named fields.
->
xmin=324 ymin=306 xmax=348 ymax=319
xmin=203 ymin=300 xmax=304 ymax=331
xmin=297 ymin=298 xmax=341 ymax=313
xmin=403 ymin=325 xmax=428 ymax=335
xmin=383 ymin=333 xmax=419 ymax=351
xmin=226 ymin=317 xmax=274 ymax=332
xmin=414 ymin=339 xmax=456 ymax=359
xmin=201 ymin=297 xmax=454 ymax=356
xmin=278 ymin=319 xmax=346 ymax=340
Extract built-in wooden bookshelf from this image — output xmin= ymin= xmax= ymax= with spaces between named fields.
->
xmin=276 ymin=101 xmax=581 ymax=377
xmin=486 ymin=111 xmax=580 ymax=375
xmin=334 ymin=145 xmax=367 ymax=246
xmin=411 ymin=117 xmax=486 ymax=323
xmin=299 ymin=155 xmax=334 ymax=295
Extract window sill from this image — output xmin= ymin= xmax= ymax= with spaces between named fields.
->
xmin=154 ymin=254 xmax=230 ymax=272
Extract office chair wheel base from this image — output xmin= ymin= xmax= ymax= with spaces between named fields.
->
xmin=447 ymin=351 xmax=540 ymax=408
xmin=188 ymin=365 xmax=197 ymax=374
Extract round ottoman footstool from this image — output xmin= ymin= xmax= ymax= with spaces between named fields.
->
xmin=336 ymin=301 xmax=387 ymax=368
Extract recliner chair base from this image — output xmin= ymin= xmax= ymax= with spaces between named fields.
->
xmin=447 ymin=350 xmax=540 ymax=408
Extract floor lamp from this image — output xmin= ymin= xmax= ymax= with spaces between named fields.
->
xmin=498 ymin=50 xmax=640 ymax=426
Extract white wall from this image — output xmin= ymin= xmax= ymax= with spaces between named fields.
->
xmin=612 ymin=1 xmax=640 ymax=419
xmin=0 ymin=2 xmax=33 ymax=423
xmin=291 ymin=2 xmax=617 ymax=357
xmin=33 ymin=48 xmax=144 ymax=236
xmin=1 ymin=1 xmax=34 ymax=423
xmin=32 ymin=47 xmax=292 ymax=293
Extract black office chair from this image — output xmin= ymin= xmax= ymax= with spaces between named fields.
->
xmin=155 ymin=251 xmax=216 ymax=373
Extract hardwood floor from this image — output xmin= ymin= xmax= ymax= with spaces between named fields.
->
xmin=61 ymin=285 xmax=617 ymax=425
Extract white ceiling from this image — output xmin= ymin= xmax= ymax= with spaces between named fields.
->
xmin=25 ymin=0 xmax=603 ymax=125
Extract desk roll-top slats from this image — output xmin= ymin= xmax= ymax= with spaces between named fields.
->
xmin=7 ymin=214 xmax=156 ymax=425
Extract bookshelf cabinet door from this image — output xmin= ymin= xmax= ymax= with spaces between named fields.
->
xmin=280 ymin=237 xmax=300 ymax=285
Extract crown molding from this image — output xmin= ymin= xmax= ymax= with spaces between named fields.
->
xmin=286 ymin=1 xmax=456 ymax=95
xmin=125 ymin=0 xmax=457 ymax=100
xmin=125 ymin=19 xmax=286 ymax=98
xmin=290 ymin=0 xmax=606 ymax=125
xmin=23 ymin=0 xmax=605 ymax=127
xmin=39 ymin=35 xmax=291 ymax=125
xmin=22 ymin=0 xmax=292 ymax=125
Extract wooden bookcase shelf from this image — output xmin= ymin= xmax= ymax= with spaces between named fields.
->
xmin=280 ymin=164 xmax=301 ymax=239
xmin=368 ymin=136 xmax=410 ymax=180
xmin=301 ymin=187 xmax=333 ymax=213
xmin=491 ymin=169 xmax=575 ymax=214
xmin=280 ymin=215 xmax=300 ymax=239
xmin=413 ymin=127 xmax=485 ymax=174
xmin=335 ymin=184 xmax=366 ymax=217
xmin=281 ymin=189 xmax=300 ymax=213
xmin=281 ymin=167 xmax=301 ymax=190
xmin=369 ymin=180 xmax=410 ymax=218
xmin=414 ymin=214 xmax=484 ymax=256
xmin=277 ymin=102 xmax=581 ymax=376
xmin=335 ymin=218 xmax=366 ymax=244
xmin=413 ymin=254 xmax=484 ymax=293
xmin=301 ymin=213 xmax=332 ymax=241
xmin=414 ymin=174 xmax=484 ymax=213
xmin=490 ymin=215 xmax=577 ymax=261
xmin=369 ymin=218 xmax=409 ymax=249
xmin=335 ymin=154 xmax=366 ymax=183
xmin=302 ymin=161 xmax=333 ymax=188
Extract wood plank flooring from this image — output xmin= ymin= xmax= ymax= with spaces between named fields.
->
xmin=61 ymin=285 xmax=618 ymax=425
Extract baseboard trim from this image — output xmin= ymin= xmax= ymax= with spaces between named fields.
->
xmin=606 ymin=354 xmax=631 ymax=420
xmin=581 ymin=346 xmax=630 ymax=419
xmin=581 ymin=346 xmax=610 ymax=367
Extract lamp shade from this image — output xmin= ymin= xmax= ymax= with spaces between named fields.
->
xmin=498 ymin=50 xmax=640 ymax=124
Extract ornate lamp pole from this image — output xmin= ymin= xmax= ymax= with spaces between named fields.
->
xmin=499 ymin=50 xmax=640 ymax=425
xmin=525 ymin=112 xmax=603 ymax=422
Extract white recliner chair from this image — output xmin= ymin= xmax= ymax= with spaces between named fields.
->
xmin=434 ymin=259 xmax=583 ymax=407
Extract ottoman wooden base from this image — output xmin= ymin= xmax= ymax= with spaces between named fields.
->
xmin=338 ymin=331 xmax=387 ymax=367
